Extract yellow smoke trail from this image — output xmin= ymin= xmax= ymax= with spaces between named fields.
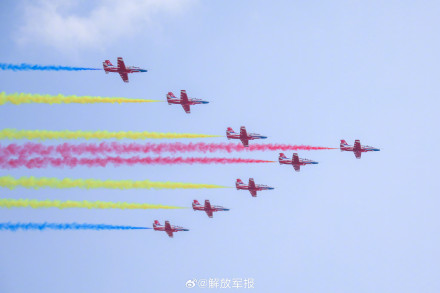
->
xmin=0 ymin=198 xmax=185 ymax=210
xmin=0 ymin=129 xmax=222 ymax=140
xmin=0 ymin=176 xmax=228 ymax=190
xmin=0 ymin=92 xmax=161 ymax=105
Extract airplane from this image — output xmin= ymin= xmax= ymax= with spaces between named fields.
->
xmin=102 ymin=57 xmax=147 ymax=83
xmin=279 ymin=153 xmax=318 ymax=172
xmin=192 ymin=200 xmax=229 ymax=218
xmin=153 ymin=220 xmax=189 ymax=238
xmin=340 ymin=139 xmax=380 ymax=159
xmin=226 ymin=126 xmax=267 ymax=147
xmin=167 ymin=90 xmax=209 ymax=114
xmin=236 ymin=178 xmax=274 ymax=197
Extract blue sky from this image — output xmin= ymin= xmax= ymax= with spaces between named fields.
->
xmin=0 ymin=1 xmax=439 ymax=292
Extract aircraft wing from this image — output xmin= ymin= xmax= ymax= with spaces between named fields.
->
xmin=119 ymin=72 xmax=129 ymax=83
xmin=248 ymin=178 xmax=256 ymax=190
xmin=182 ymin=103 xmax=191 ymax=114
xmin=293 ymin=165 xmax=300 ymax=172
xmin=164 ymin=221 xmax=173 ymax=237
xmin=354 ymin=140 xmax=361 ymax=150
xmin=240 ymin=127 xmax=248 ymax=138
xmin=250 ymin=190 xmax=257 ymax=197
xmin=206 ymin=210 xmax=213 ymax=218
xmin=239 ymin=127 xmax=249 ymax=146
xmin=292 ymin=153 xmax=300 ymax=164
xmin=354 ymin=151 xmax=362 ymax=159
xmin=204 ymin=200 xmax=212 ymax=210
xmin=180 ymin=90 xmax=189 ymax=103
xmin=117 ymin=57 xmax=127 ymax=71
xmin=240 ymin=137 xmax=249 ymax=147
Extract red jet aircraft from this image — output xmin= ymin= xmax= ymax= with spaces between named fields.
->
xmin=226 ymin=126 xmax=267 ymax=147
xmin=236 ymin=178 xmax=274 ymax=197
xmin=167 ymin=90 xmax=209 ymax=114
xmin=192 ymin=200 xmax=229 ymax=218
xmin=279 ymin=153 xmax=319 ymax=172
xmin=153 ymin=220 xmax=189 ymax=238
xmin=340 ymin=139 xmax=380 ymax=159
xmin=102 ymin=57 xmax=147 ymax=83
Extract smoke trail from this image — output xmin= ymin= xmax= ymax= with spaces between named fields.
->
xmin=0 ymin=129 xmax=222 ymax=140
xmin=0 ymin=176 xmax=227 ymax=190
xmin=0 ymin=222 xmax=150 ymax=231
xmin=0 ymin=92 xmax=161 ymax=105
xmin=0 ymin=63 xmax=101 ymax=71
xmin=0 ymin=198 xmax=185 ymax=210
xmin=0 ymin=156 xmax=275 ymax=169
xmin=0 ymin=142 xmax=335 ymax=157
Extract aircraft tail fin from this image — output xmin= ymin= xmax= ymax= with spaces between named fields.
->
xmin=226 ymin=127 xmax=235 ymax=138
xmin=293 ymin=153 xmax=300 ymax=164
xmin=279 ymin=153 xmax=287 ymax=164
xmin=236 ymin=178 xmax=244 ymax=189
xmin=166 ymin=92 xmax=176 ymax=104
xmin=339 ymin=139 xmax=348 ymax=152
xmin=192 ymin=200 xmax=200 ymax=210
xmin=103 ymin=60 xmax=112 ymax=73
xmin=153 ymin=220 xmax=160 ymax=227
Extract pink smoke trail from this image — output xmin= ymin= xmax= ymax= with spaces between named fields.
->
xmin=0 ymin=142 xmax=335 ymax=158
xmin=0 ymin=155 xmax=275 ymax=169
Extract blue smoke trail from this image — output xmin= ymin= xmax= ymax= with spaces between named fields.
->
xmin=0 ymin=222 xmax=150 ymax=231
xmin=0 ymin=63 xmax=101 ymax=71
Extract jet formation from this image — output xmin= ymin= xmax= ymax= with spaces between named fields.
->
xmin=99 ymin=58 xmax=380 ymax=237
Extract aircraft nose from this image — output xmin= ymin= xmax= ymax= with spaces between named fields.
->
xmin=260 ymin=136 xmax=268 ymax=139
xmin=140 ymin=69 xmax=148 ymax=72
xmin=312 ymin=162 xmax=319 ymax=164
xmin=202 ymin=101 xmax=209 ymax=104
xmin=374 ymin=149 xmax=380 ymax=151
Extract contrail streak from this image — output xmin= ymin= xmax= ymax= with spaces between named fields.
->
xmin=0 ymin=176 xmax=227 ymax=190
xmin=0 ymin=63 xmax=101 ymax=71
xmin=0 ymin=198 xmax=186 ymax=210
xmin=0 ymin=222 xmax=150 ymax=231
xmin=0 ymin=129 xmax=222 ymax=140
xmin=0 ymin=92 xmax=160 ymax=105
xmin=0 ymin=156 xmax=275 ymax=168
xmin=0 ymin=142 xmax=336 ymax=157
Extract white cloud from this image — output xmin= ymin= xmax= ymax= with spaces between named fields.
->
xmin=16 ymin=0 xmax=193 ymax=51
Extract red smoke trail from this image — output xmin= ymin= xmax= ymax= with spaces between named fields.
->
xmin=0 ymin=156 xmax=275 ymax=169
xmin=0 ymin=142 xmax=335 ymax=157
